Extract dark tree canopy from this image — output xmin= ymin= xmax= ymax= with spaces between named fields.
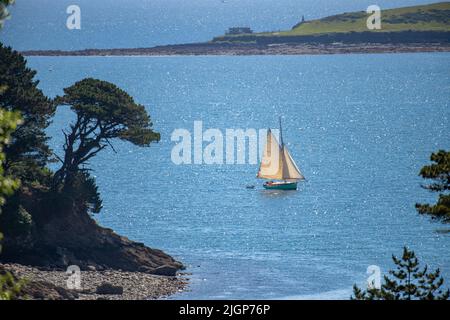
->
xmin=0 ymin=43 xmax=55 ymax=184
xmin=54 ymin=78 xmax=160 ymax=195
xmin=0 ymin=44 xmax=54 ymax=242
xmin=352 ymin=247 xmax=449 ymax=300
xmin=0 ymin=109 xmax=21 ymax=208
xmin=0 ymin=8 xmax=165 ymax=283
xmin=0 ymin=108 xmax=21 ymax=258
xmin=416 ymin=150 xmax=450 ymax=223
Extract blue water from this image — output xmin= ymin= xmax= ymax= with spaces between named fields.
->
xmin=1 ymin=0 xmax=441 ymax=50
xmin=26 ymin=53 xmax=449 ymax=299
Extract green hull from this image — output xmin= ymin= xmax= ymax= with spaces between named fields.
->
xmin=263 ymin=181 xmax=298 ymax=190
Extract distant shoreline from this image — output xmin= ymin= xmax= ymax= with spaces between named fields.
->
xmin=17 ymin=2 xmax=450 ymax=57
xmin=21 ymin=42 xmax=450 ymax=57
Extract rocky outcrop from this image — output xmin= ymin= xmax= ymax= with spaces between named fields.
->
xmin=0 ymin=199 xmax=183 ymax=274
xmin=21 ymin=280 xmax=79 ymax=300
xmin=151 ymin=265 xmax=178 ymax=276
xmin=95 ymin=283 xmax=124 ymax=295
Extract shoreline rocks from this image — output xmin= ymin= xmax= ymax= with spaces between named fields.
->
xmin=1 ymin=263 xmax=188 ymax=300
xmin=21 ymin=42 xmax=450 ymax=57
xmin=95 ymin=283 xmax=124 ymax=295
xmin=1 ymin=204 xmax=184 ymax=274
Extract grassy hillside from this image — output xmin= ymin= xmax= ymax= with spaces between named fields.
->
xmin=278 ymin=2 xmax=450 ymax=36
xmin=213 ymin=2 xmax=450 ymax=42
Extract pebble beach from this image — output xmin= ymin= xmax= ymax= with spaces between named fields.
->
xmin=1 ymin=263 xmax=188 ymax=300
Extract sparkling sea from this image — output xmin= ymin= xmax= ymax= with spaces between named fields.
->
xmin=22 ymin=53 xmax=450 ymax=299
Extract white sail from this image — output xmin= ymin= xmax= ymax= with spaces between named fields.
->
xmin=257 ymin=129 xmax=305 ymax=181
xmin=281 ymin=145 xmax=305 ymax=181
xmin=257 ymin=129 xmax=283 ymax=179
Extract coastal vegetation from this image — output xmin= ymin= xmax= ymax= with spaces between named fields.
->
xmin=0 ymin=1 xmax=24 ymax=300
xmin=53 ymin=78 xmax=160 ymax=215
xmin=0 ymin=0 xmax=14 ymax=28
xmin=0 ymin=43 xmax=55 ymax=243
xmin=1 ymin=1 xmax=448 ymax=300
xmin=0 ymin=43 xmax=182 ymax=274
xmin=0 ymin=103 xmax=23 ymax=300
xmin=352 ymin=150 xmax=450 ymax=300
xmin=212 ymin=2 xmax=450 ymax=44
xmin=274 ymin=2 xmax=449 ymax=36
xmin=0 ymin=4 xmax=183 ymax=299
xmin=352 ymin=247 xmax=449 ymax=300
xmin=416 ymin=150 xmax=450 ymax=223
xmin=21 ymin=3 xmax=450 ymax=57
xmin=0 ymin=271 xmax=25 ymax=300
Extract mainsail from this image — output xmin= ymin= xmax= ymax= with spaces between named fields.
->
xmin=281 ymin=145 xmax=304 ymax=181
xmin=257 ymin=129 xmax=305 ymax=181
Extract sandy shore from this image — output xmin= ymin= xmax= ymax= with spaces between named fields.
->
xmin=1 ymin=263 xmax=188 ymax=300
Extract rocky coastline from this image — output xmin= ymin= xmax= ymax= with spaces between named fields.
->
xmin=21 ymin=42 xmax=450 ymax=57
xmin=1 ymin=263 xmax=188 ymax=300
xmin=0 ymin=198 xmax=187 ymax=300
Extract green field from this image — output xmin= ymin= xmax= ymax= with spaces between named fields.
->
xmin=214 ymin=2 xmax=450 ymax=41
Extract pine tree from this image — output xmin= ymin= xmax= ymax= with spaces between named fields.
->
xmin=0 ymin=108 xmax=20 ymax=210
xmin=0 ymin=108 xmax=24 ymax=300
xmin=53 ymin=78 xmax=160 ymax=214
xmin=0 ymin=44 xmax=55 ymax=185
xmin=0 ymin=44 xmax=55 ymax=241
xmin=352 ymin=247 xmax=449 ymax=300
xmin=0 ymin=3 xmax=28 ymax=300
xmin=0 ymin=108 xmax=21 ymax=247
xmin=416 ymin=150 xmax=450 ymax=223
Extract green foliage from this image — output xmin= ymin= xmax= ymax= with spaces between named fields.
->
xmin=416 ymin=150 xmax=450 ymax=223
xmin=0 ymin=44 xmax=53 ymax=241
xmin=0 ymin=108 xmax=21 ymax=253
xmin=0 ymin=271 xmax=26 ymax=300
xmin=418 ymin=150 xmax=450 ymax=192
xmin=56 ymin=78 xmax=160 ymax=146
xmin=284 ymin=2 xmax=450 ymax=35
xmin=0 ymin=203 xmax=33 ymax=236
xmin=0 ymin=108 xmax=21 ymax=208
xmin=53 ymin=78 xmax=160 ymax=194
xmin=416 ymin=194 xmax=450 ymax=223
xmin=0 ymin=43 xmax=55 ymax=186
xmin=0 ymin=0 xmax=14 ymax=29
xmin=0 ymin=108 xmax=24 ymax=300
xmin=70 ymin=171 xmax=102 ymax=214
xmin=214 ymin=2 xmax=450 ymax=42
xmin=352 ymin=247 xmax=449 ymax=300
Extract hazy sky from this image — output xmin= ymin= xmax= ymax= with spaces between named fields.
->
xmin=0 ymin=0 xmax=442 ymax=50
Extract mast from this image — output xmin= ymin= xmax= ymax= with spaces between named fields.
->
xmin=279 ymin=116 xmax=284 ymax=146
xmin=279 ymin=116 xmax=287 ymax=182
xmin=257 ymin=118 xmax=305 ymax=181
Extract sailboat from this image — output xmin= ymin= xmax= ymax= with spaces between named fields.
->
xmin=257 ymin=118 xmax=305 ymax=190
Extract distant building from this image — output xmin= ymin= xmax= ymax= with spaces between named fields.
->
xmin=226 ymin=27 xmax=253 ymax=35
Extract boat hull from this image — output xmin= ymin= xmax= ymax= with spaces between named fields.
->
xmin=263 ymin=181 xmax=298 ymax=190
